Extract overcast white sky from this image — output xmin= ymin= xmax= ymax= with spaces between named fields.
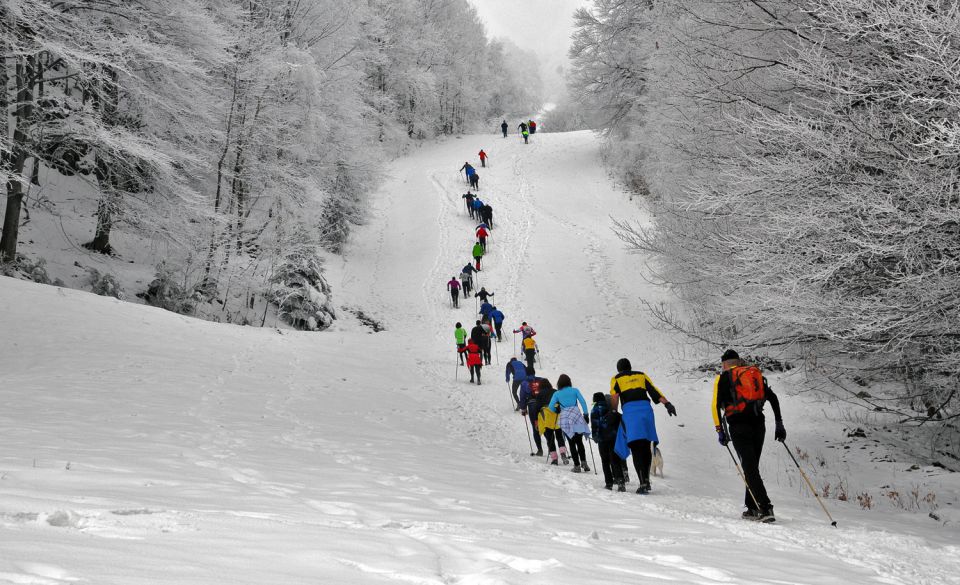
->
xmin=467 ymin=0 xmax=590 ymax=98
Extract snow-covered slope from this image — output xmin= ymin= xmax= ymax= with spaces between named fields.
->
xmin=1 ymin=130 xmax=958 ymax=584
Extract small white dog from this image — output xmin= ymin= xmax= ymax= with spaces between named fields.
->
xmin=651 ymin=444 xmax=664 ymax=477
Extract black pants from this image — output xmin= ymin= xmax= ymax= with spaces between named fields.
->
xmin=628 ymin=439 xmax=652 ymax=486
xmin=482 ymin=343 xmax=491 ymax=365
xmin=730 ymin=421 xmax=771 ymax=511
xmin=495 ymin=322 xmax=503 ymax=341
xmin=526 ymin=408 xmax=543 ymax=451
xmin=479 ymin=237 xmax=486 ymax=252
xmin=469 ymin=364 xmax=482 ymax=383
xmin=457 ymin=343 xmax=465 ymax=364
xmin=511 ymin=379 xmax=521 ymax=405
xmin=569 ymin=434 xmax=586 ymax=466
xmin=599 ymin=439 xmax=624 ymax=485
xmin=451 ymin=290 xmax=459 ymax=307
xmin=524 ymin=348 xmax=536 ymax=369
xmin=544 ymin=428 xmax=566 ymax=453
xmin=481 ymin=159 xmax=486 ymax=167
xmin=502 ymin=129 xmax=507 ymax=137
xmin=468 ymin=205 xmax=475 ymax=219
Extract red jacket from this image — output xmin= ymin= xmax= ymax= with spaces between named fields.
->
xmin=478 ymin=150 xmax=487 ymax=160
xmin=464 ymin=340 xmax=482 ymax=367
xmin=476 ymin=227 xmax=488 ymax=239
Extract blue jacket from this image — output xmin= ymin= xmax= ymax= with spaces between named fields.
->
xmin=472 ymin=199 xmax=484 ymax=209
xmin=462 ymin=264 xmax=476 ymax=275
xmin=506 ymin=359 xmax=527 ymax=383
xmin=549 ymin=387 xmax=589 ymax=415
xmin=479 ymin=302 xmax=494 ymax=318
xmin=591 ymin=400 xmax=620 ymax=443
xmin=489 ymin=309 xmax=505 ymax=325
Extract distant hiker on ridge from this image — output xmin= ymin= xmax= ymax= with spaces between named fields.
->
xmin=501 ymin=119 xmax=508 ymax=137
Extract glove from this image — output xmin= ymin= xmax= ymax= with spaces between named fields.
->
xmin=716 ymin=425 xmax=729 ymax=446
xmin=664 ymin=402 xmax=677 ymax=417
xmin=583 ymin=413 xmax=590 ymax=424
xmin=775 ymin=421 xmax=786 ymax=442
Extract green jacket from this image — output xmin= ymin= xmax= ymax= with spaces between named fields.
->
xmin=472 ymin=243 xmax=484 ymax=257
xmin=455 ymin=327 xmax=467 ymax=345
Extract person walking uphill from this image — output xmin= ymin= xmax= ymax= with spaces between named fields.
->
xmin=522 ymin=335 xmax=538 ymax=369
xmin=505 ymin=357 xmax=528 ymax=409
xmin=461 ymin=338 xmax=483 ymax=384
xmin=501 ymin=119 xmax=508 ymax=137
xmin=447 ymin=276 xmax=461 ymax=308
xmin=549 ymin=374 xmax=591 ymax=473
xmin=460 ymin=162 xmax=475 ymax=185
xmin=476 ymin=224 xmax=489 ymax=252
xmin=489 ymin=306 xmax=505 ymax=341
xmin=592 ymin=392 xmax=625 ymax=491
xmin=472 ymin=241 xmax=484 ymax=271
xmin=454 ymin=322 xmax=468 ymax=365
xmin=478 ymin=149 xmax=487 ymax=168
xmin=611 ymin=358 xmax=677 ymax=494
xmin=518 ymin=368 xmax=547 ymax=456
xmin=713 ymin=349 xmax=786 ymax=523
xmin=462 ymin=191 xmax=476 ymax=218
xmin=536 ymin=379 xmax=569 ymax=465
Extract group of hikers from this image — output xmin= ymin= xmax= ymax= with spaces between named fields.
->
xmin=500 ymin=119 xmax=537 ymax=143
xmin=444 ymin=134 xmax=791 ymax=523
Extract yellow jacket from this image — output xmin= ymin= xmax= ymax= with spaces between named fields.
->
xmin=522 ymin=337 xmax=537 ymax=351
xmin=538 ymin=406 xmax=559 ymax=432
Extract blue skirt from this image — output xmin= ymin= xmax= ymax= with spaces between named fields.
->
xmin=614 ymin=401 xmax=659 ymax=460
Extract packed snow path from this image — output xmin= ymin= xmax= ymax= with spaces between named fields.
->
xmin=1 ymin=131 xmax=957 ymax=584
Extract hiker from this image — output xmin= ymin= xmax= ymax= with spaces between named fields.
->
xmin=501 ymin=119 xmax=508 ymax=137
xmin=475 ymin=287 xmax=494 ymax=304
xmin=522 ymin=335 xmax=538 ymax=369
xmin=454 ymin=322 xmax=468 ymax=365
xmin=518 ymin=367 xmax=547 ymax=456
xmin=461 ymin=338 xmax=483 ymax=384
xmin=469 ymin=171 xmax=480 ymax=190
xmin=611 ymin=358 xmax=677 ymax=494
xmin=592 ymin=392 xmax=625 ymax=491
xmin=447 ymin=276 xmax=461 ymax=308
xmin=549 ymin=374 xmax=591 ymax=473
xmin=480 ymin=319 xmax=494 ymax=365
xmin=480 ymin=204 xmax=493 ymax=228
xmin=514 ymin=322 xmax=536 ymax=339
xmin=476 ymin=224 xmax=489 ymax=251
xmin=479 ymin=149 xmax=487 ymax=168
xmin=489 ymin=306 xmax=505 ymax=341
xmin=462 ymin=191 xmax=476 ymax=218
xmin=713 ymin=349 xmax=786 ymax=522
xmin=459 ymin=268 xmax=473 ymax=296
xmin=460 ymin=161 xmax=475 ymax=184
xmin=536 ymin=378 xmax=569 ymax=464
xmin=505 ymin=357 xmax=528 ymax=408
xmin=470 ymin=319 xmax=491 ymax=366
xmin=478 ymin=300 xmax=494 ymax=321
xmin=472 ymin=241 xmax=484 ymax=271
xmin=518 ymin=121 xmax=527 ymax=134
xmin=471 ymin=197 xmax=484 ymax=222
xmin=529 ymin=120 xmax=537 ymax=134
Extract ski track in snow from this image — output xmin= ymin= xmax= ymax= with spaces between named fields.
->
xmin=0 ymin=131 xmax=957 ymax=585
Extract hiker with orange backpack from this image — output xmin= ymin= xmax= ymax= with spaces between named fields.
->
xmin=713 ymin=349 xmax=786 ymax=523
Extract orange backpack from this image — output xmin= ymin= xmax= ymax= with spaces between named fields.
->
xmin=724 ymin=365 xmax=766 ymax=416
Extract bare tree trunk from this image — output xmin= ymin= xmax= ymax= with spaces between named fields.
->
xmin=1 ymin=56 xmax=36 ymax=263
xmin=84 ymin=66 xmax=120 ymax=255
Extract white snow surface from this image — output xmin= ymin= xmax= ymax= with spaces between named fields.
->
xmin=2 ymin=130 xmax=959 ymax=584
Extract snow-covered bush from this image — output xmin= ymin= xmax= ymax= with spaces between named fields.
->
xmin=270 ymin=230 xmax=335 ymax=331
xmin=141 ymin=264 xmax=198 ymax=316
xmin=85 ymin=268 xmax=124 ymax=300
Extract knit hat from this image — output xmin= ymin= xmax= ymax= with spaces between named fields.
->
xmin=721 ymin=349 xmax=740 ymax=361
xmin=592 ymin=392 xmax=605 ymax=404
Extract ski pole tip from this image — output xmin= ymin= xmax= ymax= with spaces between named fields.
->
xmin=831 ymin=521 xmax=838 ymax=527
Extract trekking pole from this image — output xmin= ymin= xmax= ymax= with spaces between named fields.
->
xmin=494 ymin=336 xmax=499 ymax=364
xmin=513 ymin=331 xmax=517 ymax=357
xmin=519 ymin=409 xmax=535 ymax=456
xmin=456 ymin=355 xmax=460 ymax=381
xmin=587 ymin=436 xmax=598 ymax=475
xmin=725 ymin=443 xmax=762 ymax=512
xmin=782 ymin=442 xmax=838 ymax=527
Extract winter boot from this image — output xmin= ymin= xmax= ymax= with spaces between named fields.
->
xmin=604 ymin=483 xmax=613 ymax=490
xmin=582 ymin=463 xmax=590 ymax=473
xmin=759 ymin=506 xmax=776 ymax=523
xmin=535 ymin=448 xmax=543 ymax=456
xmin=742 ymin=509 xmax=763 ymax=521
xmin=571 ymin=465 xmax=582 ymax=473
xmin=617 ymin=481 xmax=626 ymax=492
xmin=549 ymin=452 xmax=559 ymax=466
xmin=559 ymin=447 xmax=570 ymax=465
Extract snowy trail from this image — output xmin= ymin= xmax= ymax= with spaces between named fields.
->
xmin=0 ymin=131 xmax=957 ymax=585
